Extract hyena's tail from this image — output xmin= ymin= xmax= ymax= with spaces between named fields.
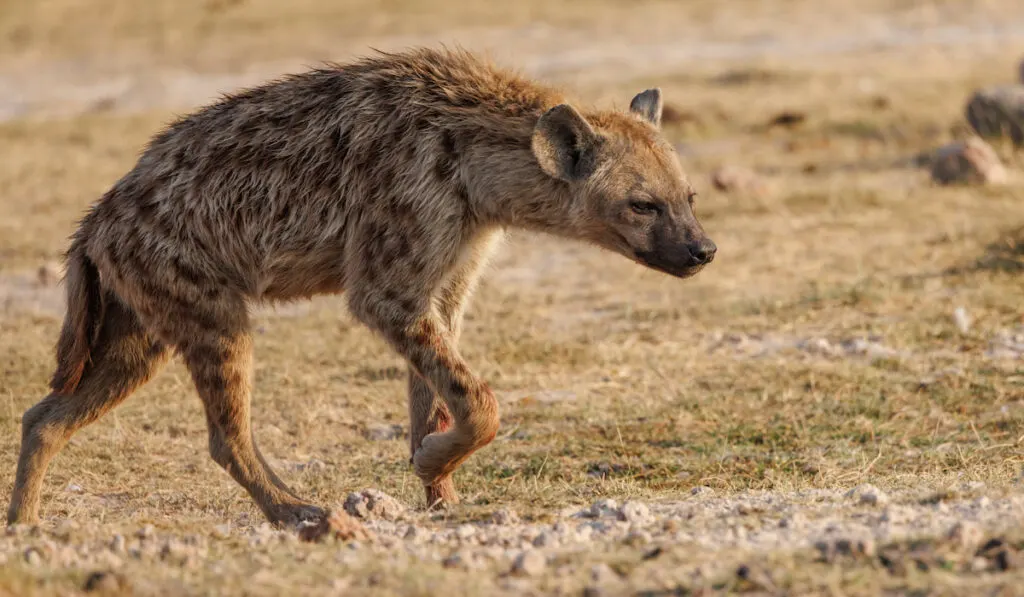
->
xmin=50 ymin=238 xmax=106 ymax=395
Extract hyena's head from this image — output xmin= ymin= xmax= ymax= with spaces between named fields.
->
xmin=531 ymin=89 xmax=716 ymax=278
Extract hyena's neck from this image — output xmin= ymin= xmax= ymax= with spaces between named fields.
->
xmin=460 ymin=122 xmax=578 ymax=237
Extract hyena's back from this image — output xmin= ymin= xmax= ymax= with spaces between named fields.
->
xmin=78 ymin=48 xmax=559 ymax=308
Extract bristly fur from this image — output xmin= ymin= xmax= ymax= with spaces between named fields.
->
xmin=8 ymin=46 xmax=714 ymax=526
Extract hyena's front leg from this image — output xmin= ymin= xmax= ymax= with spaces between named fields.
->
xmin=352 ymin=293 xmax=499 ymax=499
xmin=407 ymin=239 xmax=498 ymax=507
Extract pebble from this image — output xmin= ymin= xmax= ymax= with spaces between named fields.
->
xmin=455 ymin=524 xmax=476 ymax=540
xmin=953 ymin=307 xmax=972 ymax=334
xmin=491 ymin=508 xmax=520 ymax=525
xmin=619 ymin=501 xmax=652 ymax=523
xmin=84 ymin=570 xmax=125 ymax=593
xmin=966 ymin=86 xmax=1024 ymax=146
xmin=590 ymin=499 xmax=619 ymax=518
xmin=24 ymin=547 xmax=43 ymax=566
xmin=590 ymin=563 xmax=619 ymax=583
xmin=136 ymin=524 xmax=156 ymax=540
xmin=930 ymin=137 xmax=1008 ymax=185
xmin=947 ymin=521 xmax=983 ymax=551
xmin=690 ymin=486 xmax=714 ymax=496
xmin=511 ymin=550 xmax=546 ymax=576
xmin=343 ymin=489 xmax=406 ymax=521
xmin=846 ymin=484 xmax=889 ymax=507
xmin=212 ymin=524 xmax=231 ymax=540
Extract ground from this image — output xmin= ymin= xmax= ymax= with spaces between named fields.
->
xmin=1 ymin=1 xmax=1024 ymax=595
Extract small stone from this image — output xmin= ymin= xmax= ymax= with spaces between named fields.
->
xmin=690 ymin=486 xmax=714 ymax=496
xmin=931 ymin=137 xmax=1008 ymax=185
xmin=65 ymin=483 xmax=84 ymax=493
xmin=212 ymin=524 xmax=231 ymax=540
xmin=532 ymin=532 xmax=557 ymax=548
xmin=136 ymin=524 xmax=156 ymax=540
xmin=619 ymin=501 xmax=652 ymax=524
xmin=491 ymin=508 xmax=520 ymax=525
xmin=947 ymin=521 xmax=983 ymax=551
xmin=846 ymin=484 xmax=889 ymax=506
xmin=442 ymin=551 xmax=474 ymax=569
xmin=590 ymin=563 xmax=619 ymax=583
xmin=24 ymin=547 xmax=43 ymax=566
xmin=343 ymin=489 xmax=406 ymax=521
xmin=966 ymin=86 xmax=1024 ymax=146
xmin=511 ymin=550 xmax=546 ymax=576
xmin=84 ymin=570 xmax=125 ymax=593
xmin=590 ymin=499 xmax=619 ymax=518
xmin=455 ymin=524 xmax=476 ymax=540
xmin=298 ymin=510 xmax=372 ymax=543
xmin=623 ymin=530 xmax=652 ymax=546
xmin=109 ymin=535 xmax=126 ymax=553
xmin=53 ymin=519 xmax=79 ymax=542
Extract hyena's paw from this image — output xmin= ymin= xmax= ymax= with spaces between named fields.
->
xmin=424 ymin=477 xmax=460 ymax=510
xmin=412 ymin=431 xmax=462 ymax=485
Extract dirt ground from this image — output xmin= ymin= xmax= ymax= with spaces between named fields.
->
xmin=1 ymin=1 xmax=1023 ymax=595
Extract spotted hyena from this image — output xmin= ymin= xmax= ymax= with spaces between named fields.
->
xmin=8 ymin=47 xmax=716 ymax=527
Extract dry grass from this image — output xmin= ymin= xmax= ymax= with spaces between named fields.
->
xmin=2 ymin=1 xmax=1024 ymax=595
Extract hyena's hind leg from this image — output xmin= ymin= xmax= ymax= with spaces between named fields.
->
xmin=408 ymin=235 xmax=500 ymax=508
xmin=170 ymin=304 xmax=324 ymax=527
xmin=7 ymin=296 xmax=170 ymax=525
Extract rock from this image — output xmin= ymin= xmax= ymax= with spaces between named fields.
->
xmin=109 ymin=535 xmax=126 ymax=553
xmin=136 ymin=524 xmax=156 ymax=540
xmin=947 ymin=521 xmax=983 ymax=551
xmin=590 ymin=499 xmax=619 ymax=518
xmin=491 ymin=508 xmax=520 ymax=525
xmin=212 ymin=524 xmax=231 ymax=540
xmin=710 ymin=165 xmax=769 ymax=196
xmin=966 ymin=86 xmax=1024 ymax=145
xmin=690 ymin=486 xmax=714 ymax=497
xmin=590 ymin=563 xmax=619 ymax=583
xmin=846 ymin=484 xmax=889 ymax=506
xmin=343 ymin=489 xmax=406 ymax=521
xmin=814 ymin=536 xmax=876 ymax=562
xmin=930 ymin=137 xmax=1007 ymax=185
xmin=298 ymin=510 xmax=371 ymax=543
xmin=364 ymin=423 xmax=403 ymax=441
xmin=532 ymin=532 xmax=556 ymax=548
xmin=84 ymin=571 xmax=126 ymax=593
xmin=442 ymin=551 xmax=476 ymax=569
xmin=623 ymin=530 xmax=652 ymax=546
xmin=455 ymin=524 xmax=476 ymax=540
xmin=619 ymin=501 xmax=652 ymax=524
xmin=511 ymin=550 xmax=546 ymax=576
xmin=24 ymin=547 xmax=43 ymax=566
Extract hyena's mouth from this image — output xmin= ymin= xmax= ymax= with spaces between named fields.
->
xmin=632 ymin=252 xmax=708 ymax=279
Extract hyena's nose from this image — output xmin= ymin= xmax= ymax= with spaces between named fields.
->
xmin=690 ymin=238 xmax=717 ymax=264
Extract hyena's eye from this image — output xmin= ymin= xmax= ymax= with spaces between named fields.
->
xmin=629 ymin=200 xmax=661 ymax=216
xmin=687 ymin=193 xmax=697 ymax=207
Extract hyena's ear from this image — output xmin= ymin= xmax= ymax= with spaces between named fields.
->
xmin=532 ymin=104 xmax=601 ymax=182
xmin=629 ymin=88 xmax=663 ymax=128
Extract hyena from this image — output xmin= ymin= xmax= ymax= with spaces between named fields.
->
xmin=7 ymin=47 xmax=716 ymax=527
